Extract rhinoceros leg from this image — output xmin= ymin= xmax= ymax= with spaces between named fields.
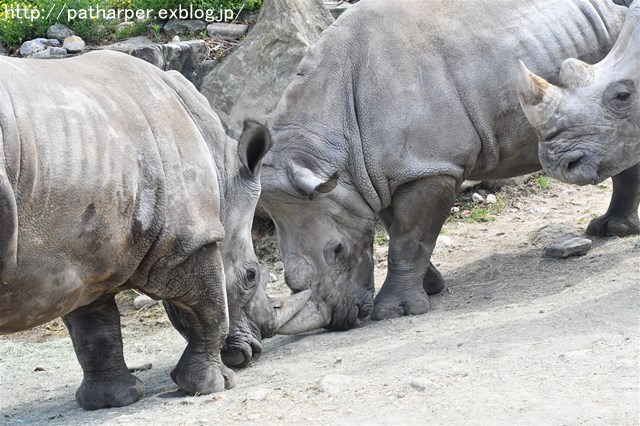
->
xmin=147 ymin=243 xmax=235 ymax=395
xmin=587 ymin=163 xmax=640 ymax=236
xmin=373 ymin=176 xmax=457 ymax=320
xmin=379 ymin=215 xmax=447 ymax=296
xmin=63 ymin=294 xmax=144 ymax=410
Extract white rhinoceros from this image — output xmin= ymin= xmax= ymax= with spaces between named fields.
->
xmin=260 ymin=0 xmax=637 ymax=333
xmin=0 ymin=50 xmax=307 ymax=409
xmin=517 ymin=0 xmax=639 ymax=186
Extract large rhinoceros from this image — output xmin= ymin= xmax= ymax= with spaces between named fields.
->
xmin=517 ymin=0 xmax=639 ymax=187
xmin=0 ymin=50 xmax=307 ymax=409
xmin=261 ymin=0 xmax=638 ymax=333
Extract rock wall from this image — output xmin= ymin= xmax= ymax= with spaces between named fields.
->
xmin=198 ymin=0 xmax=334 ymax=138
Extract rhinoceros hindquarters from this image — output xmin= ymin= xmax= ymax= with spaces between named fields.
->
xmin=63 ymin=295 xmax=144 ymax=410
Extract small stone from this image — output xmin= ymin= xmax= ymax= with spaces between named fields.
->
xmin=34 ymin=367 xmax=45 ymax=372
xmin=63 ymin=36 xmax=85 ymax=53
xmin=127 ymin=363 xmax=152 ymax=372
xmin=274 ymin=261 xmax=284 ymax=271
xmin=472 ymin=193 xmax=484 ymax=204
xmin=134 ymin=294 xmax=160 ymax=310
xmin=164 ymin=19 xmax=206 ymax=37
xmin=20 ymin=38 xmax=60 ymax=57
xmin=246 ymin=388 xmax=270 ymax=401
xmin=451 ymin=206 xmax=460 ymax=214
xmin=47 ymin=23 xmax=74 ymax=42
xmin=206 ymin=23 xmax=248 ymax=40
xmin=544 ymin=235 xmax=592 ymax=258
xmin=31 ymin=47 xmax=68 ymax=59
xmin=409 ymin=378 xmax=438 ymax=392
xmin=320 ymin=375 xmax=353 ymax=395
xmin=172 ymin=35 xmax=181 ymax=42
xmin=485 ymin=194 xmax=497 ymax=204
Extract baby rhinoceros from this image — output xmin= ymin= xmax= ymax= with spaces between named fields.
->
xmin=0 ymin=51 xmax=307 ymax=410
xmin=517 ymin=0 xmax=640 ymax=234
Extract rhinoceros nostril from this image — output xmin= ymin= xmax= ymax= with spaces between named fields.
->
xmin=563 ymin=152 xmax=585 ymax=173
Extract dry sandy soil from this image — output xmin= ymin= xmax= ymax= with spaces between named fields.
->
xmin=1 ymin=176 xmax=638 ymax=425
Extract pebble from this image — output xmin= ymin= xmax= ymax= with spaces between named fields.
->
xmin=47 ymin=23 xmax=73 ymax=43
xmin=320 ymin=375 xmax=353 ymax=395
xmin=485 ymin=194 xmax=497 ymax=204
xmin=19 ymin=38 xmax=60 ymax=57
xmin=172 ymin=35 xmax=181 ymax=42
xmin=409 ymin=378 xmax=439 ymax=392
xmin=134 ymin=294 xmax=160 ymax=310
xmin=544 ymin=235 xmax=592 ymax=258
xmin=471 ymin=193 xmax=484 ymax=204
xmin=274 ymin=261 xmax=284 ymax=271
xmin=246 ymin=388 xmax=271 ymax=401
xmin=63 ymin=35 xmax=85 ymax=53
xmin=206 ymin=23 xmax=248 ymax=40
xmin=451 ymin=206 xmax=460 ymax=213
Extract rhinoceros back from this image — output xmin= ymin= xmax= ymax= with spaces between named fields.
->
xmin=0 ymin=51 xmax=224 ymax=293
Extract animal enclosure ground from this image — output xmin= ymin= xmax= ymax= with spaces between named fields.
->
xmin=1 ymin=178 xmax=638 ymax=425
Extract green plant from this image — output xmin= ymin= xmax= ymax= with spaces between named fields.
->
xmin=533 ymin=173 xmax=552 ymax=190
xmin=465 ymin=206 xmax=496 ymax=223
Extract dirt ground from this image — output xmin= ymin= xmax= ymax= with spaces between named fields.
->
xmin=1 ymin=176 xmax=638 ymax=425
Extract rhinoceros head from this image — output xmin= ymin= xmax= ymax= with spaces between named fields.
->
xmin=165 ymin=121 xmax=313 ymax=368
xmin=516 ymin=1 xmax=640 ymax=184
xmin=261 ymin=138 xmax=376 ymax=334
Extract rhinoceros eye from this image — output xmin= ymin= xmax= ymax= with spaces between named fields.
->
xmin=246 ymin=269 xmax=256 ymax=282
xmin=614 ymin=92 xmax=630 ymax=102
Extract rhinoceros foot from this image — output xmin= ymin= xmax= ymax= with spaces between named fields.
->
xmin=371 ymin=286 xmax=431 ymax=321
xmin=587 ymin=212 xmax=640 ymax=237
xmin=170 ymin=345 xmax=236 ymax=395
xmin=75 ymin=373 xmax=144 ymax=410
xmin=423 ymin=263 xmax=446 ymax=295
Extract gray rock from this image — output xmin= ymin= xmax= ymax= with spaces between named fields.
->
xmin=274 ymin=261 xmax=284 ymax=271
xmin=409 ymin=378 xmax=439 ymax=392
xmin=325 ymin=1 xmax=351 ymax=18
xmin=206 ymin=23 xmax=248 ymax=39
xmin=544 ymin=235 xmax=593 ymax=258
xmin=19 ymin=38 xmax=60 ymax=57
xmin=134 ymin=294 xmax=160 ymax=310
xmin=164 ymin=19 xmax=206 ymax=37
xmin=47 ymin=23 xmax=74 ymax=43
xmin=172 ymin=35 xmax=181 ymax=42
xmin=63 ymin=35 xmax=85 ymax=53
xmin=529 ymin=223 xmax=576 ymax=246
xmin=198 ymin=0 xmax=334 ymax=138
xmin=103 ymin=38 xmax=208 ymax=82
xmin=237 ymin=10 xmax=260 ymax=23
xmin=31 ymin=47 xmax=69 ymax=59
xmin=320 ymin=375 xmax=353 ymax=395
xmin=103 ymin=36 xmax=156 ymax=54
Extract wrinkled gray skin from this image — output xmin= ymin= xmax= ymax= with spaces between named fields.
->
xmin=261 ymin=0 xmax=639 ymax=333
xmin=0 ymin=51 xmax=302 ymax=410
xmin=517 ymin=1 xmax=639 ymax=207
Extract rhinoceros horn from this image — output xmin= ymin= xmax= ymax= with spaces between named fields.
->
xmin=516 ymin=60 xmax=563 ymax=129
xmin=270 ymin=289 xmax=315 ymax=331
xmin=291 ymin=163 xmax=339 ymax=200
xmin=274 ymin=298 xmax=329 ymax=335
xmin=559 ymin=58 xmax=595 ymax=88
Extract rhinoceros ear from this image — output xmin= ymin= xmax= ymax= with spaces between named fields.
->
xmin=238 ymin=120 xmax=272 ymax=177
xmin=291 ymin=163 xmax=339 ymax=200
xmin=559 ymin=58 xmax=594 ymax=88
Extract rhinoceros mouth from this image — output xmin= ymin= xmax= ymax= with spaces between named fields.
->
xmin=543 ymin=150 xmax=603 ymax=186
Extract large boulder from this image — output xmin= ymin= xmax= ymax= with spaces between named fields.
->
xmin=197 ymin=0 xmax=334 ymax=138
xmin=102 ymin=37 xmax=208 ymax=82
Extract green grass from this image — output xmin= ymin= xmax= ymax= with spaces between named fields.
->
xmin=0 ymin=0 xmax=262 ymax=47
xmin=533 ymin=173 xmax=552 ymax=190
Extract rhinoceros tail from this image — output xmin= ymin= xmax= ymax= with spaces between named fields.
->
xmin=0 ymin=172 xmax=18 ymax=274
